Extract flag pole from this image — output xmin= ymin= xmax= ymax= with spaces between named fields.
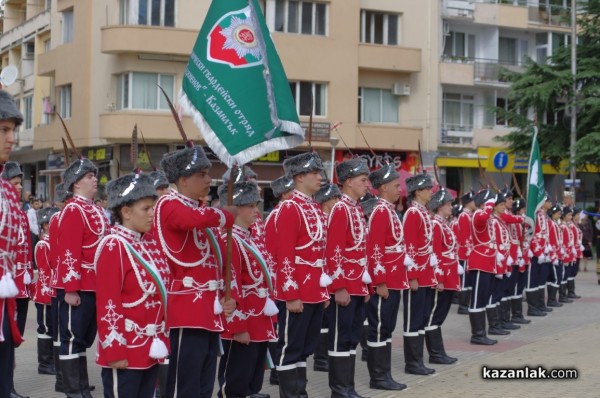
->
xmin=224 ymin=164 xmax=237 ymax=301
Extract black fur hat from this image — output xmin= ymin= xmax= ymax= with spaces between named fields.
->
xmin=218 ymin=181 xmax=262 ymax=206
xmin=283 ymin=152 xmax=324 ymax=178
xmin=270 ymin=175 xmax=295 ymax=198
xmin=106 ymin=173 xmax=157 ymax=210
xmin=495 ymin=192 xmax=506 ymax=205
xmin=461 ymin=191 xmax=475 ymax=205
xmin=1 ymin=161 xmax=23 ymax=181
xmin=160 ymin=145 xmax=212 ymax=183
xmin=314 ymin=183 xmax=342 ymax=205
xmin=149 ymin=170 xmax=170 ymax=189
xmin=336 ymin=158 xmax=370 ymax=184
xmin=359 ymin=194 xmax=379 ymax=219
xmin=0 ymin=90 xmax=23 ymax=126
xmin=561 ymin=206 xmax=573 ymax=217
xmin=452 ymin=203 xmax=463 ymax=218
xmin=36 ymin=207 xmax=59 ymax=226
xmin=512 ymin=198 xmax=525 ymax=213
xmin=406 ymin=173 xmax=433 ymax=194
xmin=499 ymin=186 xmax=513 ymax=198
xmin=427 ymin=188 xmax=455 ymax=212
xmin=368 ymin=164 xmax=399 ymax=189
xmin=547 ymin=203 xmax=562 ymax=218
xmin=54 ymin=182 xmax=71 ymax=203
xmin=473 ymin=189 xmax=495 ymax=207
xmin=222 ymin=165 xmax=257 ymax=183
xmin=62 ymin=158 xmax=98 ymax=192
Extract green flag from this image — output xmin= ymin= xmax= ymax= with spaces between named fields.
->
xmin=526 ymin=127 xmax=546 ymax=222
xmin=179 ymin=0 xmax=304 ymax=167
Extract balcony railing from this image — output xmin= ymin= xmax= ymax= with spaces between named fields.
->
xmin=441 ymin=125 xmax=473 ymax=145
xmin=442 ymin=0 xmax=475 ymax=18
xmin=441 ymin=56 xmax=525 ymax=85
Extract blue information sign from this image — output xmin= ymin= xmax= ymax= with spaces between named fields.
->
xmin=493 ymin=151 xmax=508 ymax=170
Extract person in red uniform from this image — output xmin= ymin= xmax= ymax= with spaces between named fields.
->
xmin=153 ymin=143 xmax=236 ymax=398
xmin=56 ymin=154 xmax=110 ymax=398
xmin=456 ymin=191 xmax=475 ymax=315
xmin=33 ymin=206 xmax=60 ymax=376
xmin=0 ymin=90 xmax=25 ymax=398
xmin=216 ymin=180 xmax=278 ymax=398
xmin=311 ymin=182 xmax=341 ymax=375
xmin=365 ymin=164 xmax=407 ymax=391
xmin=274 ymin=152 xmax=330 ymax=398
xmin=402 ymin=173 xmax=439 ymax=374
xmin=467 ymin=189 xmax=499 ymax=345
xmin=545 ymin=204 xmax=564 ymax=308
xmin=566 ymin=208 xmax=583 ymax=299
xmin=426 ymin=188 xmax=459 ymax=365
xmin=325 ymin=157 xmax=371 ymax=398
xmin=95 ymin=172 xmax=171 ymax=397
xmin=509 ymin=199 xmax=532 ymax=324
xmin=263 ymin=175 xmax=294 ymax=386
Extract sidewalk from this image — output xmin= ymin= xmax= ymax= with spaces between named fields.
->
xmin=13 ymin=269 xmax=600 ymax=397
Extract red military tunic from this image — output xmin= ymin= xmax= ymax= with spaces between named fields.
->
xmin=529 ymin=210 xmax=550 ymax=261
xmin=403 ymin=201 xmax=438 ymax=287
xmin=221 ymin=225 xmax=277 ymax=342
xmin=275 ymin=190 xmax=329 ymax=303
xmin=263 ymin=204 xmax=281 ymax=301
xmin=0 ymin=175 xmax=24 ymax=345
xmin=56 ymin=195 xmax=110 ymax=292
xmin=501 ymin=211 xmax=524 ymax=267
xmin=431 ymin=214 xmax=461 ymax=291
xmin=14 ymin=209 xmax=33 ymax=299
xmin=457 ymin=209 xmax=474 ymax=261
xmin=367 ymin=198 xmax=409 ymax=291
xmin=492 ymin=215 xmax=511 ymax=276
xmin=33 ymin=235 xmax=53 ymax=305
xmin=95 ymin=225 xmax=171 ymax=369
xmin=559 ymin=222 xmax=574 ymax=263
xmin=547 ymin=220 xmax=561 ymax=264
xmin=48 ymin=212 xmax=61 ymax=294
xmin=153 ymin=189 xmax=234 ymax=331
xmin=510 ymin=223 xmax=527 ymax=272
xmin=249 ymin=215 xmax=267 ymax=258
xmin=572 ymin=222 xmax=583 ymax=260
xmin=468 ymin=203 xmax=497 ymax=274
xmin=325 ymin=194 xmax=369 ymax=296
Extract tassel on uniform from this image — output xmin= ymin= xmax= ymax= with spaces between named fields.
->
xmin=23 ymin=272 xmax=32 ymax=285
xmin=404 ymin=256 xmax=415 ymax=268
xmin=517 ymin=248 xmax=523 ymax=258
xmin=430 ymin=254 xmax=439 ymax=267
xmin=263 ymin=298 xmax=279 ymax=316
xmin=457 ymin=263 xmax=465 ymax=275
xmin=507 ymin=256 xmax=514 ymax=266
xmin=319 ymin=272 xmax=332 ymax=288
xmin=0 ymin=274 xmax=18 ymax=298
xmin=149 ymin=337 xmax=169 ymax=359
xmin=528 ymin=249 xmax=534 ymax=258
xmin=496 ymin=253 xmax=505 ymax=263
xmin=361 ymin=270 xmax=372 ymax=284
xmin=214 ymin=295 xmax=223 ymax=315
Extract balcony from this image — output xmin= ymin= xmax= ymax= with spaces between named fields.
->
xmin=441 ymin=56 xmax=524 ymax=87
xmin=440 ymin=57 xmax=475 ymax=86
xmin=356 ymin=124 xmax=421 ymax=151
xmin=474 ymin=59 xmax=524 ymax=86
xmin=441 ymin=125 xmax=473 ymax=147
xmin=442 ymin=0 xmax=475 ymax=19
xmin=358 ymin=44 xmax=421 ymax=73
xmin=101 ymin=25 xmax=198 ymax=57
xmin=99 ymin=111 xmax=201 ymax=143
xmin=0 ymin=10 xmax=50 ymax=51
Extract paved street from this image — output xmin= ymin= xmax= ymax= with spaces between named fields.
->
xmin=12 ymin=269 xmax=600 ymax=398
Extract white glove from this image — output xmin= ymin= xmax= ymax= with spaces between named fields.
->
xmin=506 ymin=272 xmax=512 ymax=278
xmin=457 ymin=264 xmax=465 ymax=275
xmin=495 ymin=274 xmax=504 ymax=279
xmin=553 ymin=260 xmax=559 ymax=266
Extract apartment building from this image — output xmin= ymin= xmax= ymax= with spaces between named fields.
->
xmin=1 ymin=0 xmax=592 ymax=203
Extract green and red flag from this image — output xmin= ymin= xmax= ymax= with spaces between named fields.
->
xmin=526 ymin=127 xmax=546 ymax=224
xmin=179 ymin=0 xmax=304 ymax=166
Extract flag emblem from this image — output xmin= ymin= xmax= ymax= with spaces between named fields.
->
xmin=208 ymin=8 xmax=263 ymax=68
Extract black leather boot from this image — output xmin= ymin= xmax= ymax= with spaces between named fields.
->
xmin=425 ymin=328 xmax=457 ymax=364
xmin=60 ymin=358 xmax=84 ymax=398
xmin=469 ymin=312 xmax=497 ymax=345
xmin=567 ymin=279 xmax=581 ymax=299
xmin=329 ymin=356 xmax=352 ymax=398
xmin=367 ymin=345 xmax=406 ymax=390
xmin=53 ymin=344 xmax=64 ymax=392
xmin=559 ymin=283 xmax=573 ymax=303
xmin=537 ymin=288 xmax=552 ymax=312
xmin=526 ymin=290 xmax=546 ymax=316
xmin=457 ymin=290 xmax=470 ymax=315
xmin=78 ymin=355 xmax=93 ymax=398
xmin=546 ymin=286 xmax=562 ymax=307
xmin=510 ymin=298 xmax=531 ymax=324
xmin=360 ymin=324 xmax=368 ymax=362
xmin=487 ymin=306 xmax=510 ymax=335
xmin=10 ymin=388 xmax=30 ymax=398
xmin=404 ymin=336 xmax=434 ymax=375
xmin=348 ymin=353 xmax=368 ymax=398
xmin=38 ymin=338 xmax=56 ymax=375
xmin=297 ymin=366 xmax=308 ymax=398
xmin=499 ymin=301 xmax=520 ymax=330
xmin=313 ymin=332 xmax=329 ymax=372
xmin=277 ymin=368 xmax=299 ymax=398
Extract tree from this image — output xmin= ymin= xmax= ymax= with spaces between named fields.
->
xmin=496 ymin=0 xmax=600 ymax=171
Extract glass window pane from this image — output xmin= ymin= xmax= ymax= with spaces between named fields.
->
xmin=62 ymin=11 xmax=73 ymax=44
xmin=467 ymin=34 xmax=475 ymax=59
xmin=381 ymin=89 xmax=398 ymax=123
xmin=373 ymin=13 xmax=384 ymax=44
xmin=387 ymin=15 xmax=398 ymax=45
xmin=132 ymin=72 xmax=158 ymax=109
xmin=536 ymin=32 xmax=548 ymax=45
xmin=314 ymin=83 xmax=326 ymax=116
xmin=138 ymin=0 xmax=147 ymax=25
xmin=365 ymin=12 xmax=372 ymax=43
xmin=288 ymin=0 xmax=299 ymax=33
xmin=363 ymin=88 xmax=381 ymax=123
xmin=158 ymin=75 xmax=174 ymax=109
xmin=299 ymin=82 xmax=312 ymax=116
xmin=123 ymin=74 xmax=129 ymax=109
xmin=151 ymin=0 xmax=160 ymax=26
xmin=463 ymin=103 xmax=474 ymax=129
xmin=455 ymin=32 xmax=465 ymax=57
xmin=301 ymin=2 xmax=312 ymax=34
xmin=275 ymin=0 xmax=285 ymax=31
xmin=443 ymin=98 xmax=460 ymax=129
xmin=315 ymin=3 xmax=326 ymax=35
xmin=443 ymin=32 xmax=454 ymax=57
xmin=117 ymin=75 xmax=123 ymax=110
xmin=164 ymin=0 xmax=175 ymax=27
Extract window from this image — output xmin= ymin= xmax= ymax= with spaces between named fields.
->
xmin=442 ymin=93 xmax=474 ymax=131
xmin=536 ymin=33 xmax=549 ymax=62
xmin=121 ymin=0 xmax=176 ymax=27
xmin=288 ymin=81 xmax=326 ymax=117
xmin=44 ymin=39 xmax=51 ymax=52
xmin=272 ymin=0 xmax=327 ymax=35
xmin=499 ymin=37 xmax=517 ymax=64
xmin=62 ymin=9 xmax=73 ymax=44
xmin=60 ymin=85 xmax=72 ymax=119
xmin=443 ymin=31 xmax=475 ymax=60
xmin=359 ymin=88 xmax=399 ymax=124
xmin=45 ymin=0 xmax=51 ymax=10
xmin=23 ymin=95 xmax=33 ymax=130
xmin=360 ymin=10 xmax=400 ymax=45
xmin=117 ymin=72 xmax=175 ymax=110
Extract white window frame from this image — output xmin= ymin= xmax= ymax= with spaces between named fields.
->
xmin=358 ymin=87 xmax=399 ymax=125
xmin=360 ymin=10 xmax=400 ymax=46
xmin=23 ymin=95 xmax=33 ymax=130
xmin=443 ymin=31 xmax=475 ymax=60
xmin=268 ymin=0 xmax=328 ymax=36
xmin=120 ymin=0 xmax=176 ymax=27
xmin=117 ymin=72 xmax=175 ymax=111
xmin=60 ymin=85 xmax=72 ymax=119
xmin=62 ymin=9 xmax=73 ymax=44
xmin=288 ymin=81 xmax=327 ymax=117
xmin=442 ymin=92 xmax=474 ymax=131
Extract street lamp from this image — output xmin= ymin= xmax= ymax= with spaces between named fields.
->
xmin=329 ymin=135 xmax=340 ymax=181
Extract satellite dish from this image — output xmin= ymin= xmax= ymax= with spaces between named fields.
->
xmin=0 ymin=66 xmax=19 ymax=87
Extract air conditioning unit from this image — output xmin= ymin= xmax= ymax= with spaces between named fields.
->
xmin=392 ymin=83 xmax=410 ymax=96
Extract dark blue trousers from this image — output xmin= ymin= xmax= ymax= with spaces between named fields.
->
xmin=327 ymin=296 xmax=365 ymax=353
xmin=167 ymin=328 xmax=219 ymax=398
xmin=57 ymin=290 xmax=96 ymax=357
xmin=366 ymin=290 xmax=401 ymax=345
xmin=0 ymin=305 xmax=15 ymax=398
xmin=426 ymin=289 xmax=454 ymax=328
xmin=403 ymin=287 xmax=434 ymax=335
xmin=468 ymin=270 xmax=494 ymax=312
xmin=35 ymin=303 xmax=52 ymax=337
xmin=516 ymin=265 xmax=529 ymax=296
xmin=101 ymin=365 xmax=159 ymax=398
xmin=538 ymin=262 xmax=552 ymax=289
xmin=218 ymin=340 xmax=268 ymax=397
xmin=275 ymin=302 xmax=323 ymax=369
xmin=15 ymin=297 xmax=28 ymax=336
xmin=548 ymin=262 xmax=564 ymax=287
xmin=505 ymin=265 xmax=520 ymax=298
